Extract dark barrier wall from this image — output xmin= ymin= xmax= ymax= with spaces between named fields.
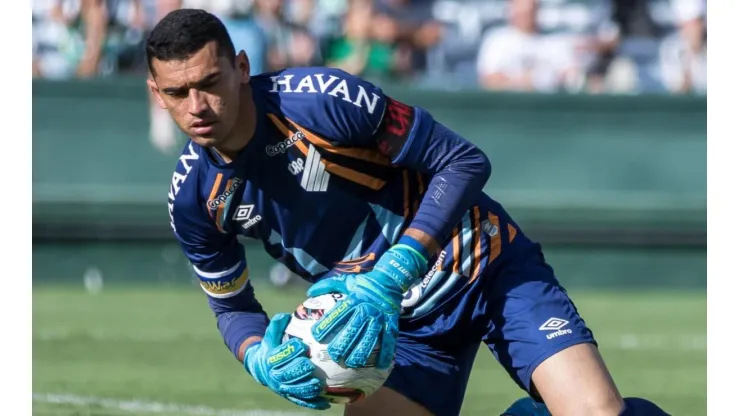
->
xmin=32 ymin=78 xmax=706 ymax=288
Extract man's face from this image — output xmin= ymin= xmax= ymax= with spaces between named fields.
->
xmin=511 ymin=0 xmax=537 ymax=33
xmin=148 ymin=41 xmax=250 ymax=148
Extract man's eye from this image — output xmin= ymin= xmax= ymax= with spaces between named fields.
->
xmin=166 ymin=90 xmax=187 ymax=98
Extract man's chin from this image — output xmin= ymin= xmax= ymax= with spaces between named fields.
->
xmin=191 ymin=135 xmax=222 ymax=148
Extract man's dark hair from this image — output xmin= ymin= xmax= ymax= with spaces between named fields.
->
xmin=146 ymin=9 xmax=236 ymax=75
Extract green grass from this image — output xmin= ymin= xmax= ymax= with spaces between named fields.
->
xmin=33 ymin=284 xmax=706 ymax=415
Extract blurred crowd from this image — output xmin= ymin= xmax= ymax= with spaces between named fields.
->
xmin=33 ymin=0 xmax=707 ymax=95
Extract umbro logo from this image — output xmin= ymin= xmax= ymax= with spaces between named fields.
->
xmin=539 ymin=317 xmax=573 ymax=340
xmin=539 ymin=317 xmax=568 ymax=331
xmin=233 ymin=204 xmax=262 ymax=230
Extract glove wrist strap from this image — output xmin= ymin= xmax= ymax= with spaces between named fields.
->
xmin=376 ymin=243 xmax=430 ymax=293
xmin=397 ymin=235 xmax=431 ymax=261
xmin=243 ymin=342 xmax=263 ymax=381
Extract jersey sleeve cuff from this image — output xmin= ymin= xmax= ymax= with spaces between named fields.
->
xmin=193 ymin=261 xmax=250 ymax=299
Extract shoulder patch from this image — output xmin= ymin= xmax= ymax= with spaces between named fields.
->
xmin=374 ymin=97 xmax=416 ymax=160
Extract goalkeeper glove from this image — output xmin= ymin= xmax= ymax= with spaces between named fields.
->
xmin=243 ymin=313 xmax=330 ymax=410
xmin=307 ymin=243 xmax=428 ymax=369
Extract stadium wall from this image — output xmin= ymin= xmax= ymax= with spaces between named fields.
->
xmin=31 ymin=78 xmax=706 ymax=288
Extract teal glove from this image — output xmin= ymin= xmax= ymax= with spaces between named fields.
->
xmin=308 ymin=244 xmax=428 ymax=369
xmin=243 ymin=313 xmax=330 ymax=410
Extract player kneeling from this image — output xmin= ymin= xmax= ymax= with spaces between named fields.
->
xmin=149 ymin=8 xmax=673 ymax=416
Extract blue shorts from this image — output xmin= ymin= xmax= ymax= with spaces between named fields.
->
xmin=384 ymin=246 xmax=597 ymax=416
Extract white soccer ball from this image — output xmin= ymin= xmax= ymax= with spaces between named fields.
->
xmin=283 ymin=293 xmax=392 ymax=404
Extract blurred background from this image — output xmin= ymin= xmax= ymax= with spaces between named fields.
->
xmin=32 ymin=0 xmax=707 ymax=415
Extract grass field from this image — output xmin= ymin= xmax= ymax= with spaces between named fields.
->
xmin=32 ymin=283 xmax=706 ymax=416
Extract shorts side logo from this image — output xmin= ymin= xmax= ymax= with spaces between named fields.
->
xmin=539 ymin=317 xmax=573 ymax=340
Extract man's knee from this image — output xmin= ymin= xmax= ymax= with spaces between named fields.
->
xmin=501 ymin=397 xmax=671 ymax=416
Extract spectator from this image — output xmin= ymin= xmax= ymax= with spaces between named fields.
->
xmin=612 ymin=0 xmax=706 ymax=94
xmin=658 ymin=0 xmax=706 ymax=93
xmin=107 ymin=0 xmax=152 ymax=75
xmin=251 ymin=0 xmax=319 ymax=71
xmin=535 ymin=0 xmax=619 ymax=93
xmin=180 ymin=0 xmax=268 ymax=75
xmin=147 ymin=0 xmax=182 ymax=154
xmin=33 ymin=0 xmax=708 ymax=96
xmin=371 ymin=0 xmax=445 ymax=76
xmin=285 ymin=0 xmax=317 ymax=28
xmin=32 ymin=0 xmax=108 ymax=79
xmin=324 ymin=0 xmax=412 ymax=79
xmin=476 ymin=0 xmax=570 ymax=92
xmin=287 ymin=0 xmax=350 ymax=57
xmin=32 ymin=0 xmax=154 ymax=79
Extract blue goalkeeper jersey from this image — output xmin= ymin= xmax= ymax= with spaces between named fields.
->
xmin=168 ymin=67 xmax=536 ymax=322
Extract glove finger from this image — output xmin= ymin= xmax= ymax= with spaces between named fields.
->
xmin=263 ymin=313 xmax=292 ymax=349
xmin=280 ymin=376 xmax=324 ymax=400
xmin=271 ymin=356 xmax=316 ymax=384
xmin=326 ymin=308 xmax=368 ymax=364
xmin=377 ymin=317 xmax=399 ymax=370
xmin=311 ymin=298 xmax=353 ymax=342
xmin=307 ymin=276 xmax=351 ymax=297
xmin=285 ymin=394 xmax=332 ymax=411
xmin=265 ymin=338 xmax=310 ymax=371
xmin=345 ymin=315 xmax=382 ymax=368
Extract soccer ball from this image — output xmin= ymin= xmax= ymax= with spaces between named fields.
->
xmin=283 ymin=293 xmax=392 ymax=404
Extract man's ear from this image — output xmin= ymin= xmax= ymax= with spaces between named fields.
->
xmin=147 ymin=78 xmax=167 ymax=109
xmin=236 ymin=51 xmax=251 ymax=83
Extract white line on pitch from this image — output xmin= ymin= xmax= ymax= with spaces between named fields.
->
xmin=33 ymin=330 xmax=707 ymax=350
xmin=32 ymin=393 xmax=314 ymax=416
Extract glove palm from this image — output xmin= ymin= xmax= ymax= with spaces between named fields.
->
xmin=244 ymin=313 xmax=330 ymax=410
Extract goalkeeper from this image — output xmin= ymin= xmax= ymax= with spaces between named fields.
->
xmin=151 ymin=9 xmax=669 ymax=416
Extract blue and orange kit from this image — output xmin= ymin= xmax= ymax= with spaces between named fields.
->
xmin=167 ymin=67 xmax=537 ymax=358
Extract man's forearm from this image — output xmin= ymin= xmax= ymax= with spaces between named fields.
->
xmin=400 ymin=228 xmax=440 ymax=259
xmin=238 ymin=335 xmax=264 ymax=363
xmin=396 ymin=121 xmax=491 ymax=253
xmin=375 ymin=100 xmax=491 ymax=254
xmin=216 ymin=310 xmax=270 ymax=361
